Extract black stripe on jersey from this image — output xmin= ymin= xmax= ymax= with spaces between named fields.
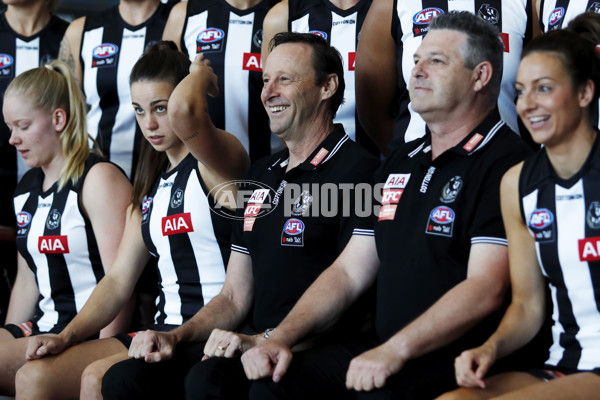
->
xmin=536 ymin=183 xmax=583 ymax=368
xmin=246 ymin=8 xmax=271 ymax=161
xmin=166 ymin=168 xmax=204 ymax=322
xmin=17 ymin=190 xmax=40 ymax=277
xmin=42 ymin=189 xmax=77 ymax=331
xmin=205 ymin=7 xmax=228 ymax=142
xmin=583 ymin=177 xmax=600 ymax=314
xmin=94 ymin=18 xmax=123 ymax=161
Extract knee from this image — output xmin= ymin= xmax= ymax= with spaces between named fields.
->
xmin=16 ymin=360 xmax=54 ymax=398
xmin=100 ymin=362 xmax=129 ymax=399
xmin=80 ymin=363 xmax=105 ymax=400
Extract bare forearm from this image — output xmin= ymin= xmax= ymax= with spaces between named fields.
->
xmin=485 ymin=299 xmax=545 ymax=360
xmin=59 ymin=275 xmax=133 ymax=345
xmin=270 ymin=263 xmax=367 ymax=348
xmin=387 ymin=277 xmax=506 ymax=361
xmin=170 ymin=292 xmax=251 ymax=345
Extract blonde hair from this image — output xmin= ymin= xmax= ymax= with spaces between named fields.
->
xmin=6 ymin=60 xmax=89 ymax=190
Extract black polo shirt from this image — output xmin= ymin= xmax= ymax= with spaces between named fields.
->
xmin=232 ymin=125 xmax=379 ymax=332
xmin=355 ymin=110 xmax=531 ymax=346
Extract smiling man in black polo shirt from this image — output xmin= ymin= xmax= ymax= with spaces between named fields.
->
xmin=241 ymin=11 xmax=535 ymax=399
xmin=100 ymin=32 xmax=379 ymax=399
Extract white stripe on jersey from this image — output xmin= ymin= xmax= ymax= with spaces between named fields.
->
xmin=290 ymin=14 xmax=309 ymax=32
xmin=15 ymin=37 xmax=40 ymax=76
xmin=15 ymin=37 xmax=42 ymax=181
xmin=224 ymin=12 xmax=253 ymax=152
xmin=522 ymin=188 xmax=567 ymax=365
xmin=330 ymin=12 xmax=358 ymax=141
xmin=524 ymin=183 xmax=600 ymax=370
xmin=541 ymin=0 xmax=588 ymax=31
xmin=110 ymin=27 xmax=147 ymax=177
xmin=61 ymin=192 xmax=95 ymax=313
xmin=149 ymin=169 xmax=226 ymax=325
xmin=26 ymin=195 xmax=58 ymax=332
xmin=81 ymin=27 xmax=103 ymax=142
xmin=184 ymin=11 xmax=208 ymax=55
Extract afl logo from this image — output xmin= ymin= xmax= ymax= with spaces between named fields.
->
xmin=309 ymin=30 xmax=328 ymax=40
xmin=0 ymin=54 xmax=13 ymax=68
xmin=283 ymin=219 xmax=305 ymax=235
xmin=16 ymin=211 xmax=31 ymax=228
xmin=548 ymin=7 xmax=565 ymax=26
xmin=529 ymin=208 xmax=553 ymax=229
xmin=198 ymin=28 xmax=225 ymax=43
xmin=141 ymin=197 xmax=152 ymax=214
xmin=430 ymin=206 xmax=455 ymax=224
xmin=93 ymin=43 xmax=118 ymax=58
xmin=413 ymin=8 xmax=443 ymax=25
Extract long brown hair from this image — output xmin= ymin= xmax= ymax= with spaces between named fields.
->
xmin=129 ymin=41 xmax=191 ymax=211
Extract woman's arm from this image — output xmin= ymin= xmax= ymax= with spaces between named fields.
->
xmin=26 ymin=201 xmax=151 ymax=359
xmin=80 ymin=162 xmax=134 ymax=338
xmin=454 ymin=163 xmax=547 ymax=388
xmin=5 ymin=253 xmax=39 ymax=325
xmin=168 ymin=55 xmax=250 ymax=188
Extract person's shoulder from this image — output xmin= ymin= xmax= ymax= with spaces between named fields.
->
xmin=82 ymin=5 xmax=118 ymax=30
xmin=485 ymin=126 xmax=534 ymax=166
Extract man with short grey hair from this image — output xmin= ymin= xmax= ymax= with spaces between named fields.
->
xmin=242 ymin=11 xmax=537 ymax=399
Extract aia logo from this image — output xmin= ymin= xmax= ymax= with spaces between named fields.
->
xmin=142 ymin=197 xmax=152 ymax=214
xmin=413 ymin=8 xmax=443 ymax=25
xmin=93 ymin=43 xmax=118 ymax=58
xmin=198 ymin=28 xmax=225 ymax=43
xmin=528 ymin=208 xmax=553 ymax=229
xmin=0 ymin=54 xmax=13 ymax=68
xmin=283 ymin=219 xmax=304 ymax=235
xmin=16 ymin=211 xmax=31 ymax=228
xmin=430 ymin=206 xmax=455 ymax=224
xmin=579 ymin=237 xmax=600 ymax=262
xmin=309 ymin=30 xmax=328 ymax=40
xmin=548 ymin=7 xmax=565 ymax=26
xmin=243 ymin=53 xmax=261 ymax=72
xmin=38 ymin=235 xmax=69 ymax=254
xmin=162 ymin=213 xmax=194 ymax=236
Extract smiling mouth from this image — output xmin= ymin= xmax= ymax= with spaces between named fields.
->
xmin=529 ymin=116 xmax=549 ymax=123
xmin=269 ymin=105 xmax=289 ymax=113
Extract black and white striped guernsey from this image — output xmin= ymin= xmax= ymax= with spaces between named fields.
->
xmin=392 ymin=0 xmax=531 ymax=143
xmin=180 ymin=0 xmax=279 ymax=162
xmin=519 ymin=135 xmax=600 ymax=371
xmin=288 ymin=0 xmax=378 ymax=155
xmin=80 ymin=3 xmax=173 ymax=179
xmin=13 ymin=154 xmax=108 ymax=334
xmin=539 ymin=0 xmax=599 ymax=31
xmin=141 ymin=153 xmax=230 ymax=326
xmin=539 ymin=0 xmax=600 ymax=129
xmin=0 ymin=13 xmax=67 ymax=225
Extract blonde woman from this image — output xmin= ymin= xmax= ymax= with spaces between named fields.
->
xmin=0 ymin=60 xmax=131 ymax=395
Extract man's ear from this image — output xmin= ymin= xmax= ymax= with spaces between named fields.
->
xmin=321 ymin=73 xmax=339 ymax=101
xmin=53 ymin=108 xmax=68 ymax=132
xmin=472 ymin=61 xmax=493 ymax=92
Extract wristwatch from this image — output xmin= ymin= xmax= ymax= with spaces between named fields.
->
xmin=263 ymin=328 xmax=275 ymax=339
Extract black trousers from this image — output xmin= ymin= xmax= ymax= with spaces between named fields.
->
xmin=101 ymin=341 xmax=206 ymax=400
xmin=249 ymin=341 xmax=458 ymax=400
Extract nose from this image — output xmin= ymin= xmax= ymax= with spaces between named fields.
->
xmin=261 ymin=80 xmax=277 ymax=104
xmin=411 ymin=59 xmax=426 ymax=79
xmin=8 ymin=129 xmax=19 ymax=146
xmin=516 ymin=88 xmax=535 ymax=115
xmin=145 ymin=114 xmax=158 ymax=132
